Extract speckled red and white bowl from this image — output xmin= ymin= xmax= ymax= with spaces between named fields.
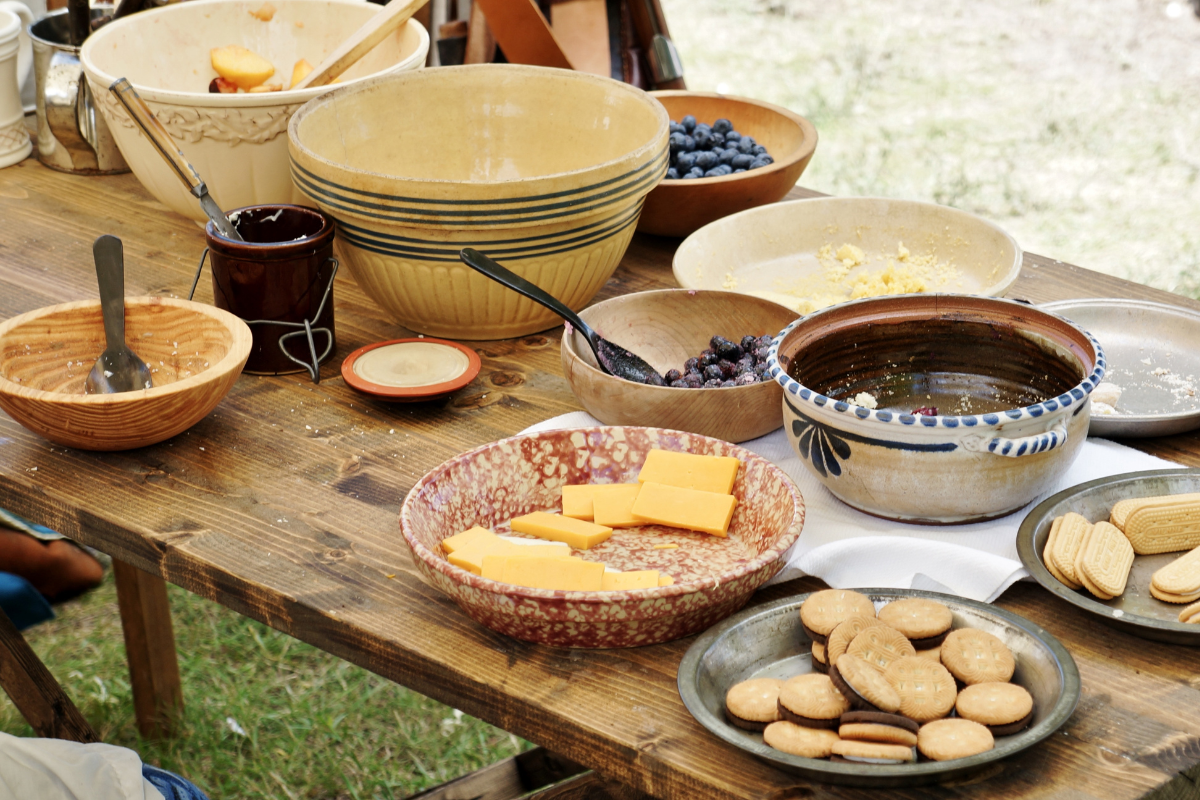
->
xmin=400 ymin=426 xmax=805 ymax=648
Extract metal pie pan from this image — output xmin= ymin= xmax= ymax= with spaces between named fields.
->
xmin=1041 ymin=299 xmax=1200 ymax=438
xmin=1017 ymin=468 xmax=1200 ymax=645
xmin=677 ymin=588 xmax=1080 ymax=787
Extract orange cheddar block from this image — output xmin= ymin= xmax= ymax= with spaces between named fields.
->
xmin=561 ymin=483 xmax=636 ymax=520
xmin=659 ymin=574 xmax=675 ymax=586
xmin=631 ymin=481 xmax=737 ymax=537
xmin=480 ymin=554 xmax=582 ymax=582
xmin=441 ymin=526 xmax=494 ymax=554
xmin=592 ymin=484 xmax=643 ymax=528
xmin=637 ymin=450 xmax=741 ymax=495
xmin=482 ymin=555 xmax=605 ymax=591
xmin=601 ymin=570 xmax=660 ymax=590
xmin=510 ymin=511 xmax=612 ymax=549
xmin=448 ymin=538 xmax=571 ymax=575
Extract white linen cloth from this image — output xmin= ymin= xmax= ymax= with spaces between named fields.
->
xmin=0 ymin=733 xmax=165 ymax=800
xmin=520 ymin=412 xmax=1179 ymax=602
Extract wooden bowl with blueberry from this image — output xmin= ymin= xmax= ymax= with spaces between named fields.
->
xmin=637 ymin=92 xmax=818 ymax=238
xmin=560 ymin=290 xmax=799 ymax=443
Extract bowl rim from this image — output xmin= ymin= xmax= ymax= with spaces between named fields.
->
xmin=765 ymin=292 xmax=1106 ymax=431
xmin=560 ymin=288 xmax=799 ymax=392
xmin=399 ymin=425 xmax=806 ymax=603
xmin=288 ymin=63 xmax=671 ymax=190
xmin=671 ymin=196 xmax=1024 ymax=300
xmin=0 ymin=297 xmax=253 ymax=404
xmin=648 ymin=89 xmax=818 ymax=185
xmin=79 ymin=0 xmax=430 ymax=109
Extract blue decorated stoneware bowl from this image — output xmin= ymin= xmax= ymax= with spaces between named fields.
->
xmin=766 ymin=294 xmax=1105 ymax=524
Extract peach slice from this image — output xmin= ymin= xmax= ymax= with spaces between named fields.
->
xmin=289 ymin=58 xmax=314 ymax=89
xmin=210 ymin=45 xmax=275 ymax=91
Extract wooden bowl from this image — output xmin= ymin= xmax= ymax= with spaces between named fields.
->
xmin=637 ymin=91 xmax=818 ymax=238
xmin=400 ymin=426 xmax=806 ymax=648
xmin=0 ymin=298 xmax=253 ymax=451
xmin=561 ymin=290 xmax=799 ymax=443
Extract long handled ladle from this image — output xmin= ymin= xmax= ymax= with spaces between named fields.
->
xmin=458 ymin=248 xmax=665 ymax=385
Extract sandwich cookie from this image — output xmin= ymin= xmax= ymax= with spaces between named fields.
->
xmin=1048 ymin=512 xmax=1090 ymax=588
xmin=777 ymin=674 xmax=850 ymax=730
xmin=1151 ymin=545 xmax=1200 ymax=603
xmin=762 ymin=722 xmax=841 ymax=759
xmin=811 ymin=640 xmax=828 ymax=674
xmin=838 ymin=722 xmax=918 ymax=747
xmin=799 ymin=589 xmax=876 ymax=644
xmin=883 ymin=655 xmax=958 ymax=722
xmin=917 ymin=718 xmax=995 ymax=761
xmin=826 ymin=615 xmax=887 ymax=666
xmin=1077 ymin=521 xmax=1135 ymax=600
xmin=1042 ymin=515 xmax=1081 ymax=590
xmin=847 ymin=624 xmax=916 ymax=673
xmin=830 ymin=739 xmax=916 ymax=764
xmin=724 ymin=677 xmax=783 ymax=732
xmin=915 ymin=645 xmax=942 ymax=663
xmin=877 ymin=598 xmax=954 ymax=650
xmin=831 ymin=655 xmax=901 ymax=714
xmin=941 ymin=628 xmax=1015 ymax=685
xmin=954 ymin=682 xmax=1034 ymax=735
xmin=1178 ymin=598 xmax=1200 ymax=623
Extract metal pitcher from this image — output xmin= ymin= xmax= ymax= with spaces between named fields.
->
xmin=29 ymin=6 xmax=126 ymax=174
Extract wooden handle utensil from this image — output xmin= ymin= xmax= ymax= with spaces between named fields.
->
xmin=292 ymin=0 xmax=430 ymax=90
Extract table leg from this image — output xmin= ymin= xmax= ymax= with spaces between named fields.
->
xmin=0 ymin=607 xmax=99 ymax=743
xmin=112 ymin=559 xmax=183 ymax=739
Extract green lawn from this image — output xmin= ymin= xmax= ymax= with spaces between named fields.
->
xmin=0 ymin=572 xmax=527 ymax=799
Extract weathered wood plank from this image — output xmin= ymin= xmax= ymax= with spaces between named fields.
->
xmin=112 ymin=559 xmax=184 ymax=739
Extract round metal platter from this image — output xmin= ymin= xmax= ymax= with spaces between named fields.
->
xmin=1016 ymin=468 xmax=1200 ymax=646
xmin=677 ymin=588 xmax=1080 ymax=788
xmin=1041 ymin=299 xmax=1200 ymax=437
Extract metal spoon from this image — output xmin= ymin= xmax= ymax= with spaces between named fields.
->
xmin=458 ymin=248 xmax=665 ymax=385
xmin=85 ymin=235 xmax=153 ymax=394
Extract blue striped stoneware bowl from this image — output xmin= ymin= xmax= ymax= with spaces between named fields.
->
xmin=288 ymin=64 xmax=670 ymax=339
xmin=766 ymin=294 xmax=1105 ymax=524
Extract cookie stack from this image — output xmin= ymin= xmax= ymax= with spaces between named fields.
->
xmin=725 ymin=590 xmax=1036 ymax=764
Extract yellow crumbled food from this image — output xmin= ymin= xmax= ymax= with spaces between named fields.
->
xmin=722 ymin=271 xmax=738 ymax=290
xmin=849 ymin=262 xmax=926 ymax=299
xmin=852 ymin=392 xmax=878 ymax=409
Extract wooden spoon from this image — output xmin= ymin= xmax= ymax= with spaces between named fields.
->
xmin=292 ymin=0 xmax=430 ymax=90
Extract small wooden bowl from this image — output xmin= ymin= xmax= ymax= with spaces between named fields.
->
xmin=637 ymin=91 xmax=818 ymax=238
xmin=0 ymin=298 xmax=252 ymax=451
xmin=561 ymin=290 xmax=799 ymax=443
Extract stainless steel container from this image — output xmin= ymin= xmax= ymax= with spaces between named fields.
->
xmin=29 ymin=6 xmax=126 ymax=174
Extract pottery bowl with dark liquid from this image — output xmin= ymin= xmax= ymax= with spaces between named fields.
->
xmin=765 ymin=294 xmax=1105 ymax=524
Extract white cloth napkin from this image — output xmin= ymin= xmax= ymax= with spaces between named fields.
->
xmin=520 ymin=412 xmax=1180 ymax=603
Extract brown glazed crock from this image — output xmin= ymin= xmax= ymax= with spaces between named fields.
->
xmin=204 ymin=205 xmax=336 ymax=375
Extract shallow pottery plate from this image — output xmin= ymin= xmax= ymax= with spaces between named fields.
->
xmin=678 ymin=589 xmax=1080 ymax=787
xmin=1017 ymin=468 xmax=1200 ymax=645
xmin=400 ymin=427 xmax=805 ymax=648
xmin=1041 ymin=299 xmax=1200 ymax=438
xmin=341 ymin=338 xmax=480 ymax=401
xmin=673 ymin=197 xmax=1022 ymax=314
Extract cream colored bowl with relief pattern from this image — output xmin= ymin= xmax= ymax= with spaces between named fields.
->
xmin=80 ymin=0 xmax=428 ymax=224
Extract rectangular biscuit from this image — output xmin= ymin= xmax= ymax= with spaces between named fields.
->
xmin=1079 ymin=521 xmax=1134 ymax=598
xmin=1123 ymin=501 xmax=1200 ymax=555
xmin=1151 ymin=545 xmax=1200 ymax=596
xmin=1111 ymin=492 xmax=1200 ymax=532
xmin=1043 ymin=516 xmax=1081 ymax=589
xmin=1052 ymin=512 xmax=1091 ymax=585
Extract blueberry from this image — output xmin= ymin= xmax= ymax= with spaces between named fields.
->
xmin=669 ymin=121 xmax=685 ymax=135
xmin=703 ymin=364 xmax=724 ymax=381
xmin=703 ymin=379 xmax=723 ymax=388
xmin=683 ymin=135 xmax=696 ymax=151
xmin=692 ymin=130 xmax=713 ymax=150
xmin=699 ymin=352 xmax=719 ymax=368
xmin=736 ymin=138 xmax=755 ymax=155
xmin=664 ymin=369 xmax=682 ymax=383
xmin=694 ymin=123 xmax=712 ymax=136
xmin=665 ymin=167 xmax=679 ymax=180
xmin=757 ymin=335 xmax=774 ymax=348
xmin=713 ymin=118 xmax=733 ymax=134
xmin=695 ymin=151 xmax=719 ymax=170
xmin=733 ymin=169 xmax=746 ymax=173
xmin=740 ymin=335 xmax=758 ymax=352
xmin=724 ymin=130 xmax=741 ymax=142
xmin=735 ymin=373 xmax=759 ymax=386
xmin=749 ymin=159 xmax=770 ymax=170
xmin=669 ymin=132 xmax=687 ymax=153
xmin=676 ymin=151 xmax=698 ymax=171
xmin=741 ymin=136 xmax=756 ymax=148
xmin=681 ymin=170 xmax=702 ymax=180
xmin=703 ymin=167 xmax=723 ymax=178
xmin=681 ymin=115 xmax=697 ymax=132
xmin=712 ymin=336 xmax=743 ymax=361
xmin=718 ymin=148 xmax=739 ymax=165
xmin=732 ymin=153 xmax=755 ymax=169
xmin=710 ymin=132 xmax=725 ymax=147
xmin=720 ymin=380 xmax=737 ymax=388
xmin=684 ymin=357 xmax=700 ymax=373
xmin=758 ymin=154 xmax=774 ymax=165
xmin=752 ymin=144 xmax=768 ymax=156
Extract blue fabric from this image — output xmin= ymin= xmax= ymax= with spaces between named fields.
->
xmin=142 ymin=765 xmax=211 ymax=800
xmin=0 ymin=508 xmax=64 ymax=541
xmin=0 ymin=572 xmax=54 ymax=630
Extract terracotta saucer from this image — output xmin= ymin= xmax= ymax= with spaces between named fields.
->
xmin=341 ymin=338 xmax=481 ymax=401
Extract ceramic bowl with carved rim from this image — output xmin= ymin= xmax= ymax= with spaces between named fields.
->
xmin=400 ymin=426 xmax=805 ymax=648
xmin=766 ymin=294 xmax=1105 ymax=524
xmin=79 ymin=0 xmax=429 ymax=224
xmin=0 ymin=297 xmax=252 ymax=451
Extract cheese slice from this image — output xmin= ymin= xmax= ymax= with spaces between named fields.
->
xmin=601 ymin=570 xmax=660 ymax=590
xmin=659 ymin=574 xmax=675 ymax=586
xmin=480 ymin=554 xmax=582 ymax=581
xmin=510 ymin=511 xmax=612 ymax=549
xmin=592 ymin=484 xmax=643 ymax=528
xmin=637 ymin=450 xmax=741 ymax=495
xmin=631 ymin=481 xmax=737 ymax=537
xmin=440 ymin=526 xmax=494 ymax=554
xmin=448 ymin=538 xmax=573 ymax=575
xmin=561 ymin=484 xmax=639 ymax=521
xmin=482 ymin=555 xmax=605 ymax=591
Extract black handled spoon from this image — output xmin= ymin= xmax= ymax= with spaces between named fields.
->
xmin=458 ymin=248 xmax=665 ymax=386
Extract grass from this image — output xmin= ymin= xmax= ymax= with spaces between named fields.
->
xmin=0 ymin=572 xmax=527 ymax=799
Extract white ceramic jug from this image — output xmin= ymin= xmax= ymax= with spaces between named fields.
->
xmin=0 ymin=2 xmax=33 ymax=168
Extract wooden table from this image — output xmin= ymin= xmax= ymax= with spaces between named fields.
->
xmin=3 ymin=156 xmax=1200 ymax=800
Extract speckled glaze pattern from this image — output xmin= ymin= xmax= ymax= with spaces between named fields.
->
xmin=400 ymin=426 xmax=806 ymax=648
xmin=765 ymin=294 xmax=1105 ymax=524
